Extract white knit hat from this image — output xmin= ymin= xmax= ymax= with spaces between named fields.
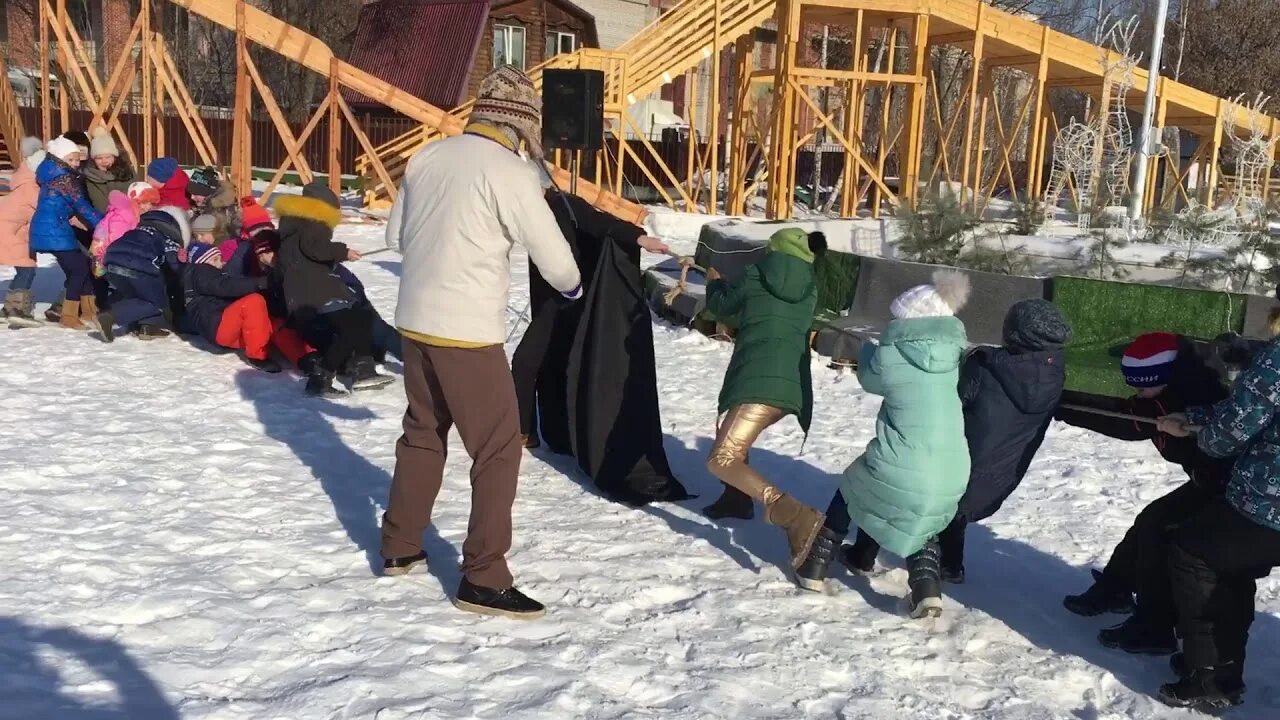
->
xmin=47 ymin=137 xmax=80 ymax=161
xmin=90 ymin=126 xmax=119 ymax=158
xmin=889 ymin=270 xmax=972 ymax=320
xmin=19 ymin=136 xmax=43 ymax=159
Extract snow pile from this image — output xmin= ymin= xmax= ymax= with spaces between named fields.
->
xmin=0 ymin=223 xmax=1278 ymax=718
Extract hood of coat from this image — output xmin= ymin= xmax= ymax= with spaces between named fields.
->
xmin=105 ymin=190 xmax=138 ymax=220
xmin=35 ymin=155 xmax=76 ymax=185
xmin=755 ymin=251 xmax=816 ymax=304
xmin=985 ymin=349 xmax=1065 ymax=414
xmin=142 ymin=206 xmax=191 ymax=247
xmin=208 ymin=181 xmax=237 ymax=210
xmin=882 ymin=315 xmax=967 ymax=374
xmin=273 ymin=195 xmax=342 ymax=230
xmin=82 ymin=159 xmax=134 ymax=185
xmin=8 ymin=164 xmax=37 ymax=194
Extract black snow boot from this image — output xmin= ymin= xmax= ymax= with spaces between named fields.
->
xmin=350 ymin=356 xmax=394 ymax=391
xmin=702 ymin=483 xmax=754 ymax=521
xmin=133 ymin=324 xmax=170 ymax=340
xmin=298 ymin=351 xmax=323 ymax=376
xmin=907 ymin=539 xmax=944 ymax=619
xmin=453 ymin=578 xmax=546 ymax=620
xmin=244 ymin=355 xmax=283 ymax=374
xmin=795 ymin=527 xmax=842 ymax=592
xmin=305 ymin=368 xmax=347 ymax=398
xmin=841 ymin=530 xmax=881 ymax=574
xmin=44 ymin=292 xmax=64 ymax=323
xmin=1098 ymin=616 xmax=1178 ymax=655
xmin=1063 ymin=569 xmax=1135 ymax=616
xmin=1159 ymin=665 xmax=1245 ymax=710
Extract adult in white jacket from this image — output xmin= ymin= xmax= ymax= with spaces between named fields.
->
xmin=380 ymin=67 xmax=580 ymax=620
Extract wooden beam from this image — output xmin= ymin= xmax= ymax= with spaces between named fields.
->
xmin=959 ymin=2 xmax=985 ymax=207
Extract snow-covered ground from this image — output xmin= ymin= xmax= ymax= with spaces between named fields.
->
xmin=2 ymin=221 xmax=1279 ymax=720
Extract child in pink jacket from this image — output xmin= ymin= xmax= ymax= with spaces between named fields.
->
xmin=90 ymin=182 xmax=159 ymax=277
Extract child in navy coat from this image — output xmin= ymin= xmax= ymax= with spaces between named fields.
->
xmin=98 ymin=207 xmax=189 ymax=342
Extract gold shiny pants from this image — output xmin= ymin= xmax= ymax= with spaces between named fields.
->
xmin=706 ymin=403 xmax=786 ymax=504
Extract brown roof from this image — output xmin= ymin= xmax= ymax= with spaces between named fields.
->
xmin=344 ymin=0 xmax=491 ymax=111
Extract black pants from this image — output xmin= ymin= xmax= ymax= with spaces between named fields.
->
xmin=824 ymin=490 xmax=967 ymax=565
xmin=511 ymin=302 xmax=557 ymax=437
xmin=51 ymin=251 xmax=94 ymax=302
xmin=301 ymin=307 xmax=374 ymax=374
xmin=1100 ymin=480 xmax=1215 ymax=630
xmin=1170 ymin=499 xmax=1280 ymax=670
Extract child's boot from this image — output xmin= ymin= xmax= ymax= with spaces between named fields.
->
xmin=45 ymin=292 xmax=65 ymax=322
xmin=306 ymin=367 xmax=348 ymax=398
xmin=702 ymin=483 xmax=754 ymax=520
xmin=1159 ymin=664 xmax=1245 ymax=710
xmin=841 ymin=530 xmax=881 ymax=574
xmin=1098 ymin=616 xmax=1178 ymax=655
xmin=3 ymin=290 xmax=41 ymax=329
xmin=59 ymin=299 xmax=86 ymax=330
xmin=795 ymin=527 xmax=842 ymax=592
xmin=1063 ymin=569 xmax=1135 ymax=616
xmin=79 ymin=297 xmax=102 ymax=332
xmin=350 ymin=356 xmax=394 ymax=391
xmin=763 ymin=490 xmax=824 ymax=569
xmin=907 ymin=539 xmax=944 ymax=619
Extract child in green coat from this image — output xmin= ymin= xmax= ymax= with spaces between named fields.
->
xmin=703 ymin=227 xmax=828 ymax=569
xmin=799 ymin=270 xmax=972 ymax=618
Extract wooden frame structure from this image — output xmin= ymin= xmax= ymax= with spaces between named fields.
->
xmin=12 ymin=0 xmax=644 ymax=222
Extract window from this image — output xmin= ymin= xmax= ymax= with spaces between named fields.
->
xmin=546 ymin=30 xmax=576 ymax=58
xmin=494 ymin=24 xmax=526 ymax=70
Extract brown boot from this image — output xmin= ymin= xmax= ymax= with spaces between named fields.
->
xmin=764 ymin=492 xmax=825 ymax=569
xmin=79 ymin=296 xmax=102 ymax=331
xmin=59 ymin=299 xmax=86 ymax=330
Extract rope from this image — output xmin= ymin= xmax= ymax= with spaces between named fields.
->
xmin=1057 ymin=403 xmax=1202 ymax=432
xmin=660 ymin=251 xmax=707 ymax=307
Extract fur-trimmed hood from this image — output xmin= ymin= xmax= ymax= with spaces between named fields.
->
xmin=273 ymin=195 xmax=342 ymax=230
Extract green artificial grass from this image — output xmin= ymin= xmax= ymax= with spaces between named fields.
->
xmin=1051 ymin=276 xmax=1247 ymax=397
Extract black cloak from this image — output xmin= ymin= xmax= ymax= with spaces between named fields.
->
xmin=527 ymin=190 xmax=691 ymax=506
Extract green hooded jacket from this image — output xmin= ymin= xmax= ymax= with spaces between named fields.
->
xmin=839 ymin=315 xmax=971 ymax=557
xmin=706 ymin=228 xmax=818 ymax=431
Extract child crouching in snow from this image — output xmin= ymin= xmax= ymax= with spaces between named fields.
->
xmin=275 ymin=183 xmax=392 ymax=396
xmin=90 ymin=183 xmax=158 ymax=277
xmin=797 ymin=270 xmax=971 ymax=619
xmin=98 ymin=207 xmax=189 ymax=342
xmin=181 ymin=243 xmax=280 ymax=372
xmin=701 ymin=227 xmax=829 ymax=569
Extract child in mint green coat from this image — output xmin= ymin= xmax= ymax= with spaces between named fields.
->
xmin=796 ymin=270 xmax=972 ymax=618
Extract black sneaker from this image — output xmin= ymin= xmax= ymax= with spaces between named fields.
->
xmin=1063 ymin=569 xmax=1135 ymax=616
xmin=382 ymin=551 xmax=427 ymax=577
xmin=702 ymin=483 xmax=754 ymax=521
xmin=1098 ymin=617 xmax=1178 ymax=655
xmin=841 ymin=532 xmax=881 ymax=574
xmin=133 ymin=325 xmax=170 ymax=340
xmin=96 ymin=310 xmax=115 ymax=343
xmin=795 ymin=527 xmax=842 ymax=592
xmin=941 ymin=565 xmax=966 ymax=584
xmin=245 ymin=356 xmax=283 ymax=374
xmin=453 ymin=579 xmax=546 ymax=620
xmin=1159 ymin=666 xmax=1245 ymax=710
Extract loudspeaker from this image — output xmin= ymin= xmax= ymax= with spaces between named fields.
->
xmin=542 ymin=69 xmax=605 ymax=152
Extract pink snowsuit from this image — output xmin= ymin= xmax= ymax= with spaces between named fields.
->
xmin=90 ymin=191 xmax=140 ymax=276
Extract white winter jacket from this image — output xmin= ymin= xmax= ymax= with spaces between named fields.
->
xmin=387 ymin=134 xmax=581 ymax=344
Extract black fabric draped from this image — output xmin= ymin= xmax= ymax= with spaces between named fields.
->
xmin=524 ymin=190 xmax=691 ymax=506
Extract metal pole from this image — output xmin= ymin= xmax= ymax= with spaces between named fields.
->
xmin=1128 ymin=0 xmax=1169 ymax=229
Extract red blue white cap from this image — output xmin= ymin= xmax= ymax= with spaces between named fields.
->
xmin=1122 ymin=332 xmax=1179 ymax=388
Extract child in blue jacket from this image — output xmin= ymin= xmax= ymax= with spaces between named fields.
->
xmin=98 ymin=207 xmax=189 ymax=342
xmin=29 ymin=137 xmax=103 ymax=329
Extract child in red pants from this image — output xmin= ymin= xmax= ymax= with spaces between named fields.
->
xmin=182 ymin=243 xmax=280 ymax=372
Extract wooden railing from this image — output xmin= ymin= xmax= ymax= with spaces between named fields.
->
xmin=0 ymin=50 xmax=26 ymax=168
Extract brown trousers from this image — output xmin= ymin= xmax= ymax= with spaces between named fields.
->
xmin=381 ymin=338 xmax=522 ymax=589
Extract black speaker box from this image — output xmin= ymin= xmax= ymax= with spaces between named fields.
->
xmin=542 ymin=69 xmax=605 ymax=152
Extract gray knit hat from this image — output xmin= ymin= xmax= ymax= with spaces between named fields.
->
xmin=1003 ymin=299 xmax=1072 ymax=351
xmin=470 ymin=66 xmax=544 ymax=160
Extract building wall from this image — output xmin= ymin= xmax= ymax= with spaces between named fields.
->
xmin=571 ymin=0 xmax=656 ymax=50
xmin=470 ymin=1 xmax=597 ymax=101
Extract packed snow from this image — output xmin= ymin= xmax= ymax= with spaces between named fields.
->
xmin=2 ymin=219 xmax=1279 ymax=719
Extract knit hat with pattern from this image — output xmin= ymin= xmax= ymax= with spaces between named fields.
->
xmin=1122 ymin=332 xmax=1179 ymax=388
xmin=470 ymin=66 xmax=543 ymax=160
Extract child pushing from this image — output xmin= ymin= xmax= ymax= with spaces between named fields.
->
xmin=181 ymin=243 xmax=279 ymax=372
